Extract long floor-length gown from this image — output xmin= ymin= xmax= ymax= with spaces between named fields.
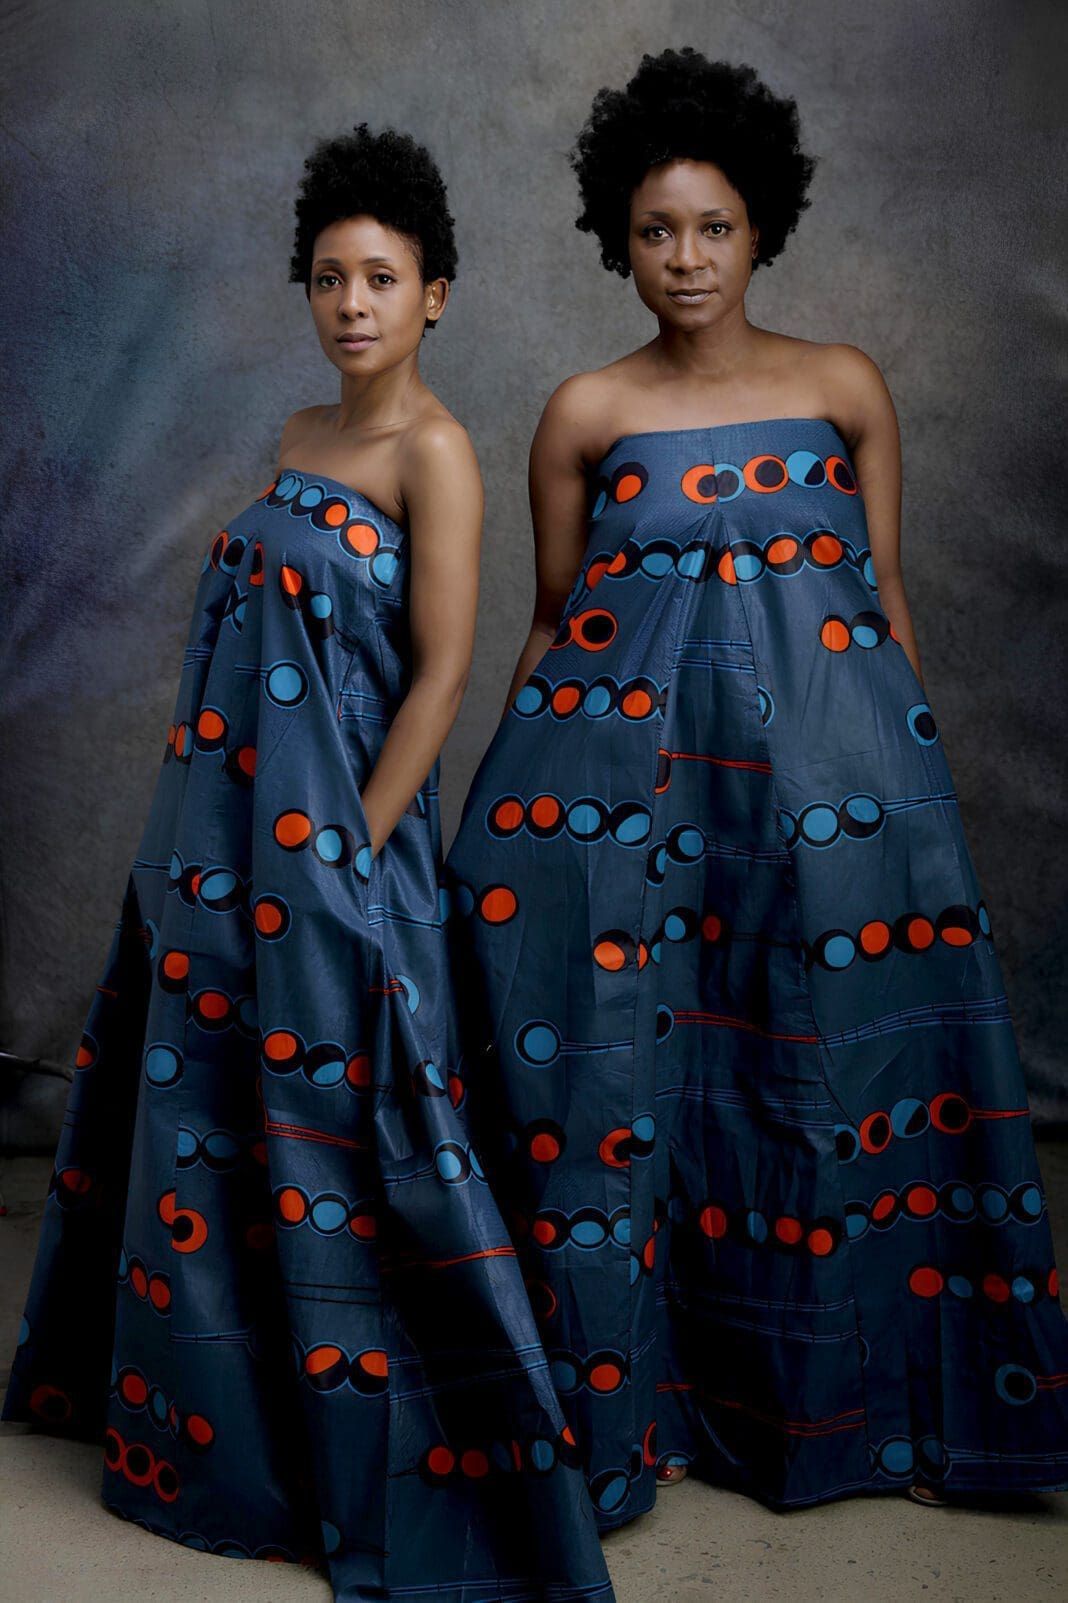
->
xmin=2 ymin=464 xmax=616 ymax=1603
xmin=443 ymin=417 xmax=1068 ymax=1525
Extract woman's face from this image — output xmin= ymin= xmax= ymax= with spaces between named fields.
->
xmin=308 ymin=214 xmax=448 ymax=376
xmin=627 ymin=158 xmax=758 ymax=327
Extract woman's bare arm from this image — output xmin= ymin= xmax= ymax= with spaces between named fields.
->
xmin=357 ymin=419 xmax=484 ymax=857
xmin=501 ymin=376 xmax=599 ymax=717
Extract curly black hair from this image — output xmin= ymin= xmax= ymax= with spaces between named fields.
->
xmin=289 ymin=122 xmax=457 ymax=330
xmin=570 ymin=49 xmax=817 ymax=277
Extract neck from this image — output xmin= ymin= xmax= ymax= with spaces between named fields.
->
xmin=334 ymin=350 xmax=427 ymax=434
xmin=651 ymin=301 xmax=759 ymax=380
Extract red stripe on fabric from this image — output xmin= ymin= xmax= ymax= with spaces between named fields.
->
xmin=383 ymin=1246 xmax=518 ymax=1273
xmin=667 ymin=750 xmax=773 ymax=774
xmin=673 ymin=1011 xmax=820 ymax=1043
xmin=265 ymin=1118 xmax=366 ymax=1152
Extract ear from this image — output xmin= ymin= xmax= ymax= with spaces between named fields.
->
xmin=424 ymin=277 xmax=450 ymax=323
xmin=750 ymin=227 xmax=760 ymax=260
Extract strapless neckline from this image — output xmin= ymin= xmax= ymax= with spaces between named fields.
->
xmin=596 ymin=415 xmax=850 ymax=472
xmin=271 ymin=463 xmax=407 ymax=538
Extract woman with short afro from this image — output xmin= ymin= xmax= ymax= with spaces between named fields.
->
xmin=5 ymin=121 xmax=617 ymax=1603
xmin=446 ymin=46 xmax=1068 ymax=1530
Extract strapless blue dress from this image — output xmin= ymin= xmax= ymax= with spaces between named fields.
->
xmin=2 ymin=466 xmax=615 ymax=1602
xmin=443 ymin=418 xmax=1068 ymax=1521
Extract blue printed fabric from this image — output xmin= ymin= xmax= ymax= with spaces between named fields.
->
xmin=443 ymin=418 xmax=1068 ymax=1523
xmin=3 ymin=467 xmax=616 ymax=1603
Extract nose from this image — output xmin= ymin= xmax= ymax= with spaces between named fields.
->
xmin=668 ymin=230 xmax=706 ymax=275
xmin=339 ymin=284 xmax=369 ymax=319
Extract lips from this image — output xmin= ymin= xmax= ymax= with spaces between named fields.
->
xmin=668 ymin=288 xmax=714 ymax=302
xmin=337 ymin=333 xmax=377 ymax=347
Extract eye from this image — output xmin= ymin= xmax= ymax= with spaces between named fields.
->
xmin=372 ymin=273 xmax=396 ymax=286
xmin=705 ymin=222 xmax=730 ymax=237
xmin=315 ymin=273 xmax=340 ymax=289
xmin=640 ymin=225 xmax=669 ymax=241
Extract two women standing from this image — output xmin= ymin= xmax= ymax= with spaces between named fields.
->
xmin=5 ymin=44 xmax=1067 ymax=1603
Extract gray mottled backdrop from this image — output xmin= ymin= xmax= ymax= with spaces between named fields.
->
xmin=2 ymin=0 xmax=1065 ymax=1143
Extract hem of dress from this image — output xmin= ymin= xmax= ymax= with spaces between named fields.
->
xmin=102 ymin=1495 xmax=617 ymax=1602
xmin=592 ymin=1463 xmax=1068 ymax=1532
xmin=100 ymin=1495 xmax=311 ymax=1563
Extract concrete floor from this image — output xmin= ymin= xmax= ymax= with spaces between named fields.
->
xmin=2 ymin=1146 xmax=1066 ymax=1603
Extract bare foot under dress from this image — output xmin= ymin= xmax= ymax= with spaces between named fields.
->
xmin=443 ymin=418 xmax=1068 ymax=1524
xmin=2 ymin=465 xmax=616 ymax=1603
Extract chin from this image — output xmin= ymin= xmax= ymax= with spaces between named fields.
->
xmin=328 ymin=343 xmax=388 ymax=374
xmin=655 ymin=300 xmax=720 ymax=329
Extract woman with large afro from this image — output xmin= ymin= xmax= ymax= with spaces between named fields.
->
xmin=446 ymin=46 xmax=1068 ymax=1527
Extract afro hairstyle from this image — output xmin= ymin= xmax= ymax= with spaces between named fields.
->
xmin=289 ymin=122 xmax=457 ymax=330
xmin=569 ymin=48 xmax=817 ymax=277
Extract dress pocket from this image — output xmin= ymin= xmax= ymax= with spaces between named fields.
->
xmin=346 ymin=778 xmax=379 ymax=916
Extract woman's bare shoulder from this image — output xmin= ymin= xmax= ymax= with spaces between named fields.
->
xmin=813 ymin=339 xmax=889 ymax=393
xmin=812 ymin=341 xmax=898 ymax=447
xmin=402 ymin=405 xmax=478 ymax=468
xmin=537 ymin=353 xmax=649 ymax=464
xmin=399 ymin=406 xmax=482 ymax=508
xmin=750 ymin=332 xmax=896 ymax=448
xmin=276 ymin=404 xmax=332 ymax=459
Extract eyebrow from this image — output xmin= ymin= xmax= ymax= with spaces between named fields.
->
xmin=638 ymin=207 xmax=736 ymax=220
xmin=312 ymin=255 xmax=400 ymax=270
